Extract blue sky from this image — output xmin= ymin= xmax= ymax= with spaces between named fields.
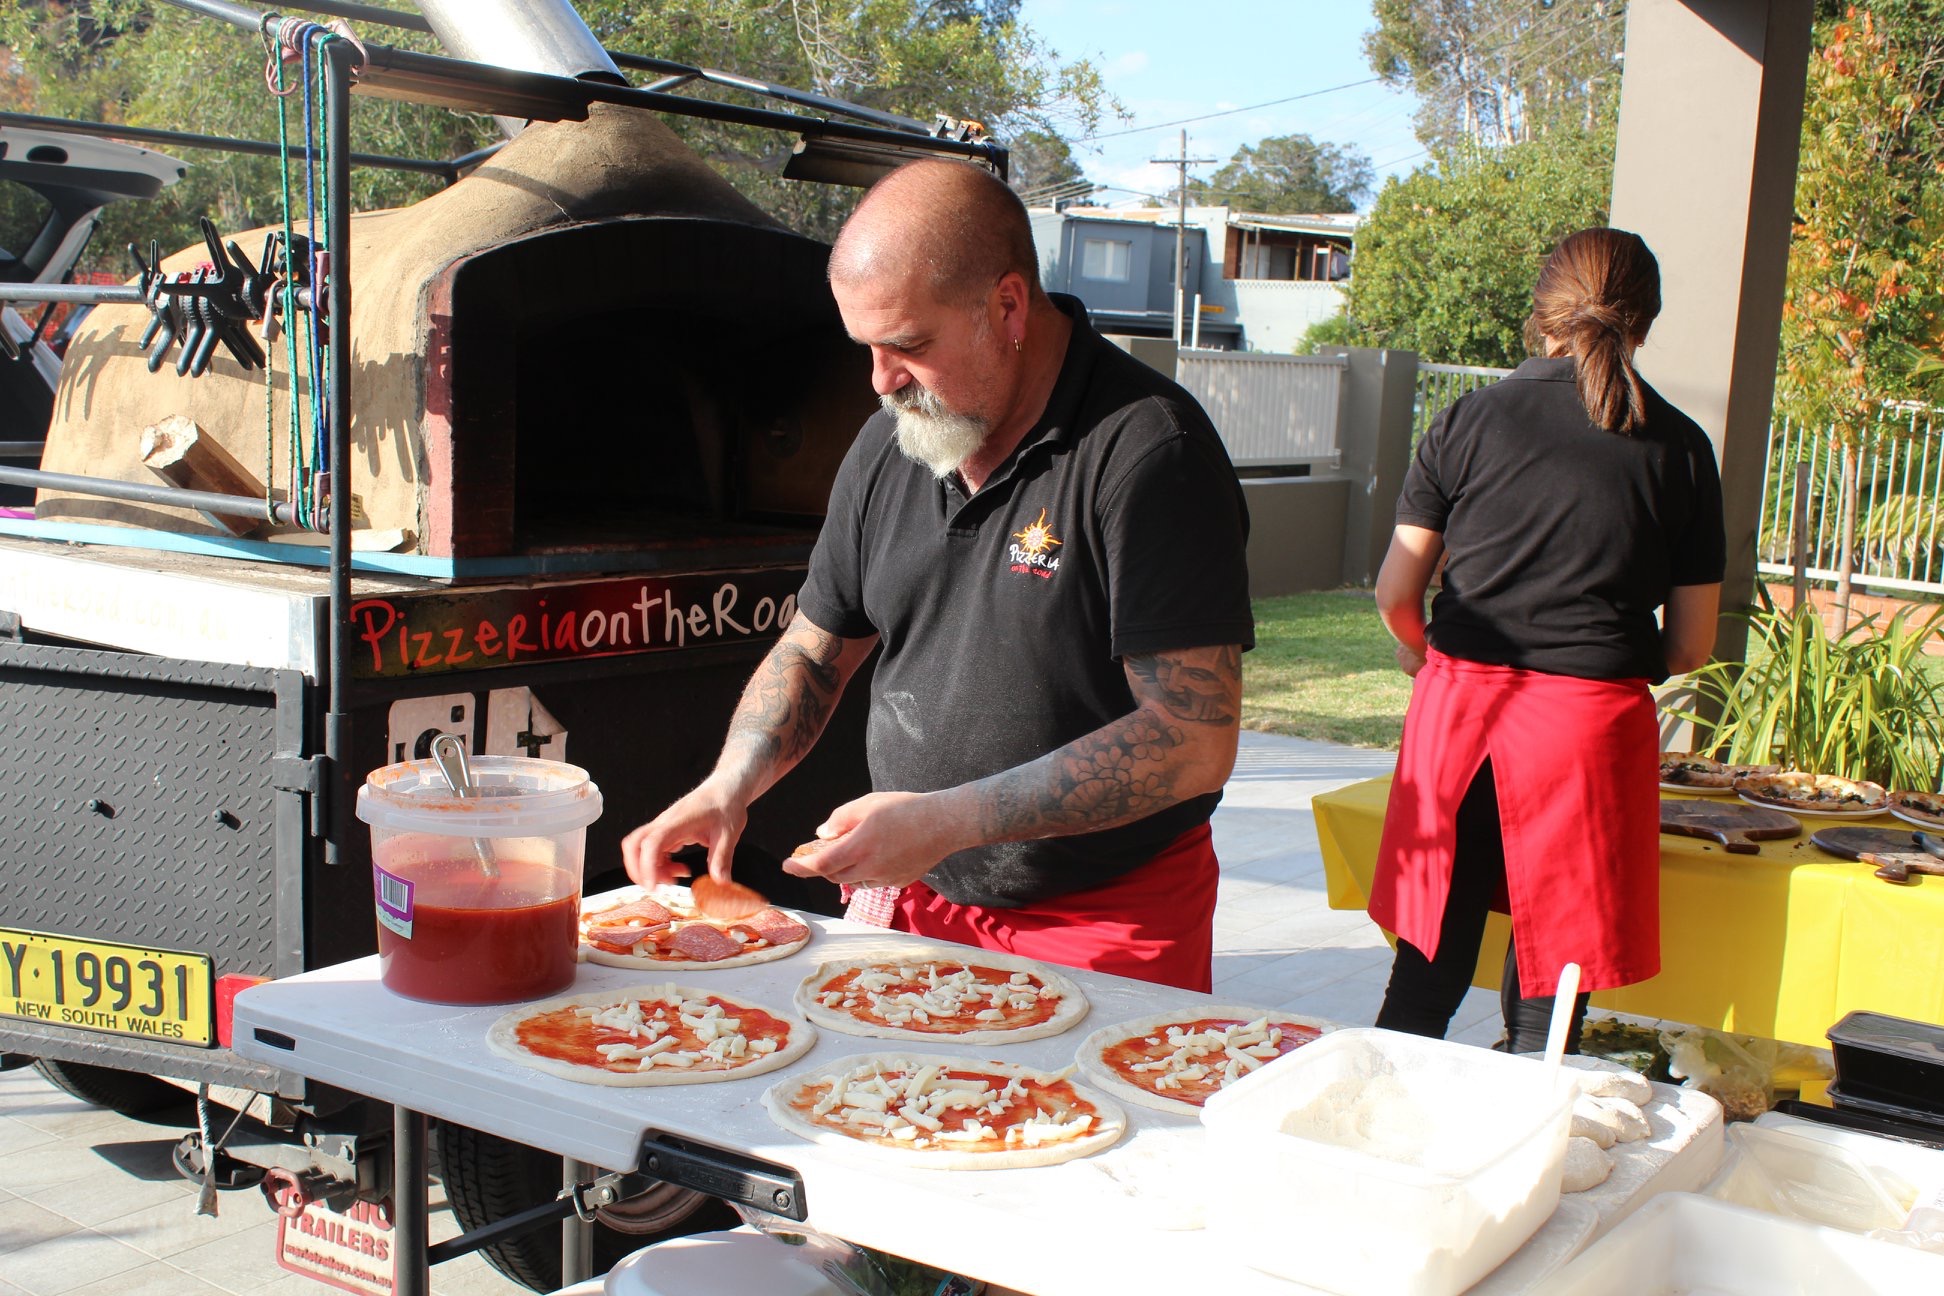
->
xmin=1015 ymin=0 xmax=1426 ymax=210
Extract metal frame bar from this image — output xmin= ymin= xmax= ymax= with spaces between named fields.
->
xmin=0 ymin=110 xmax=458 ymax=179
xmin=272 ymin=0 xmax=936 ymax=133
xmin=162 ymin=0 xmax=1005 ymax=174
xmin=0 ymin=466 xmax=297 ymax=524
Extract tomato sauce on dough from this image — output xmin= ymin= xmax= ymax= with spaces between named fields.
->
xmin=1101 ymin=1017 xmax=1322 ymax=1103
xmin=791 ymin=1066 xmax=1097 ymax=1149
xmin=516 ymin=994 xmax=793 ymax=1072
xmin=816 ymin=962 xmax=1059 ymax=1032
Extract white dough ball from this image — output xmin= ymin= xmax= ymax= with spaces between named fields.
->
xmin=1562 ymin=1136 xmax=1614 ymax=1193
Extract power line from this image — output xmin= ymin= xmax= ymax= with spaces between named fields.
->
xmin=1081 ymin=77 xmax=1383 ymax=142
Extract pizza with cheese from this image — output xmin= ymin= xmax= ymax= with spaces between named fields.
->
xmin=1658 ymin=753 xmax=1779 ymax=790
xmin=579 ymin=886 xmax=812 ymax=970
xmin=1889 ymin=789 xmax=1944 ymax=829
xmin=1736 ymin=770 xmax=1888 ymax=814
xmin=1076 ymin=1008 xmax=1333 ymax=1115
xmin=762 ymin=1053 xmax=1127 ymax=1169
xmin=794 ymin=949 xmax=1088 ymax=1044
xmin=485 ymin=983 xmax=815 ymax=1087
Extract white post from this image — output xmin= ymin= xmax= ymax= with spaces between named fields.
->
xmin=1191 ymin=293 xmax=1202 ymax=349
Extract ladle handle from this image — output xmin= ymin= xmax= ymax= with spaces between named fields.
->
xmin=429 ymin=733 xmax=498 ymax=879
xmin=430 ymin=733 xmax=474 ymax=797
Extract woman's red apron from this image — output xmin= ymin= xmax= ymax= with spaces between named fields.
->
xmin=1370 ymin=648 xmax=1660 ymax=996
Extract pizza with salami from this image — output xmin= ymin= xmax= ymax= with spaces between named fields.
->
xmin=1076 ymin=1008 xmax=1333 ymax=1115
xmin=579 ymin=886 xmax=812 ymax=970
xmin=485 ymin=982 xmax=815 ymax=1086
xmin=762 ymin=1053 xmax=1127 ymax=1169
xmin=794 ymin=949 xmax=1088 ymax=1044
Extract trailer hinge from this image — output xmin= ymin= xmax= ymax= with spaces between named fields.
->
xmin=0 ymin=610 xmax=22 ymax=642
xmin=272 ymin=753 xmax=330 ymax=840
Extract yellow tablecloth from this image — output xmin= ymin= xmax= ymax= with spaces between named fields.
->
xmin=1314 ymin=775 xmax=1944 ymax=1048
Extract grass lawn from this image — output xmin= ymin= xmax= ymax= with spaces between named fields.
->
xmin=1244 ymin=590 xmax=1410 ymax=750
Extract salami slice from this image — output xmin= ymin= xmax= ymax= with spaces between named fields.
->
xmin=579 ymin=886 xmax=814 ymax=970
xmin=667 ymin=922 xmax=743 ymax=963
xmin=746 ymin=909 xmax=811 ymax=945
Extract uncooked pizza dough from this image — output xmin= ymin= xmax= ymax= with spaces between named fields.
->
xmin=763 ymin=1052 xmax=1126 ymax=1170
xmin=486 ymin=982 xmax=815 ymax=1087
xmin=794 ymin=947 xmax=1089 ymax=1044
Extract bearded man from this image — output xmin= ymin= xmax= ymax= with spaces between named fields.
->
xmin=622 ymin=159 xmax=1251 ymax=990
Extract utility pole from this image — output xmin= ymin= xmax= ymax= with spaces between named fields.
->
xmin=1151 ymin=129 xmax=1214 ymax=345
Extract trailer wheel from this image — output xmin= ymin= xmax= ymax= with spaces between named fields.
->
xmin=30 ymin=1059 xmax=189 ymax=1117
xmin=433 ymin=1119 xmax=737 ymax=1292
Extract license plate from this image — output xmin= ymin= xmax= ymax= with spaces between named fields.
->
xmin=0 ymin=927 xmax=215 ymax=1047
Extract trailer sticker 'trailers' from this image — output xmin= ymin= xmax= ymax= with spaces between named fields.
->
xmin=346 ymin=569 xmax=803 ymax=678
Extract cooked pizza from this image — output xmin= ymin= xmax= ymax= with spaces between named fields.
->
xmin=579 ymin=885 xmax=811 ymax=970
xmin=762 ymin=1053 xmax=1126 ymax=1169
xmin=1076 ymin=1009 xmax=1332 ymax=1115
xmin=794 ymin=950 xmax=1088 ymax=1044
xmin=1889 ymin=789 xmax=1944 ymax=828
xmin=485 ymin=983 xmax=814 ymax=1087
xmin=1736 ymin=770 xmax=1888 ymax=813
xmin=1659 ymin=754 xmax=1780 ymax=789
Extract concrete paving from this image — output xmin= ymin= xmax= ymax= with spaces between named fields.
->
xmin=0 ymin=732 xmax=1500 ymax=1295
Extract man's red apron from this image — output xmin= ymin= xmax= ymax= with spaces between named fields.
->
xmin=1369 ymin=649 xmax=1660 ymax=996
xmin=889 ymin=823 xmax=1219 ymax=992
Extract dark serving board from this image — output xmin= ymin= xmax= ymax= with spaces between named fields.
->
xmin=1810 ymin=826 xmax=1944 ymax=884
xmin=1660 ymin=799 xmax=1802 ymax=854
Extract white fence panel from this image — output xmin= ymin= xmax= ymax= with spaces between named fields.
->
xmin=1176 ymin=350 xmax=1346 ymax=468
xmin=1414 ymin=361 xmax=1511 ymax=447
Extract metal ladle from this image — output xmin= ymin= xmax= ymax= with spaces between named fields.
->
xmin=430 ymin=733 xmax=499 ymax=880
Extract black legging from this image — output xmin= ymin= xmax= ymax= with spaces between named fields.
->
xmin=1373 ymin=758 xmax=1591 ymax=1055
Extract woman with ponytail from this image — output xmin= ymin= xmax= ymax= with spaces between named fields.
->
xmin=1367 ymin=228 xmax=1725 ymax=1053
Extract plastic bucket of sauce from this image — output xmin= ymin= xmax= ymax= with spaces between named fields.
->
xmin=354 ymin=756 xmax=602 ymax=1005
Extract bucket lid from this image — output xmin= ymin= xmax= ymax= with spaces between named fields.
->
xmin=355 ymin=755 xmax=602 ymax=837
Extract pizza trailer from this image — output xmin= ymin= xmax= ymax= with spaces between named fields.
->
xmin=0 ymin=0 xmax=1001 ymax=1286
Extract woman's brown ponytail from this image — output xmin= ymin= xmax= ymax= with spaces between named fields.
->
xmin=1526 ymin=229 xmax=1662 ymax=433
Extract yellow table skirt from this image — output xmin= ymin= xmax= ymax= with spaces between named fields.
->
xmin=1314 ymin=775 xmax=1944 ymax=1048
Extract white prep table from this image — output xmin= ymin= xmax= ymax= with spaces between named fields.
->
xmin=231 ymin=911 xmax=1720 ymax=1295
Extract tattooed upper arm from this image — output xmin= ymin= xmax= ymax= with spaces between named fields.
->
xmin=1123 ymin=645 xmax=1243 ymax=726
xmin=722 ymin=613 xmax=874 ymax=777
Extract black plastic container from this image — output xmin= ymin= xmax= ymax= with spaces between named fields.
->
xmin=1826 ymin=1010 xmax=1944 ymax=1120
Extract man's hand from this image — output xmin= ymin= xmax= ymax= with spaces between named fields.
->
xmin=1396 ymin=642 xmax=1427 ymax=677
xmin=779 ymin=791 xmax=950 ymax=890
xmin=620 ymin=779 xmax=748 ymax=888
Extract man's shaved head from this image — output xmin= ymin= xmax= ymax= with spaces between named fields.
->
xmin=829 ymin=160 xmax=1042 ymax=306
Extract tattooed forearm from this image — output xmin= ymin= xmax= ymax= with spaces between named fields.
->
xmin=1124 ymin=647 xmax=1242 ymax=724
xmin=977 ymin=710 xmax=1189 ymax=840
xmin=956 ymin=643 xmax=1244 ymax=848
xmin=719 ymin=618 xmax=851 ymax=788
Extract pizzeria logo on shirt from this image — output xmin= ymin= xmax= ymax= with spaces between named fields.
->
xmin=1006 ymin=508 xmax=1063 ymax=580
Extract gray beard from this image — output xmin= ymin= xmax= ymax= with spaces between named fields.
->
xmin=884 ymin=387 xmax=990 ymax=479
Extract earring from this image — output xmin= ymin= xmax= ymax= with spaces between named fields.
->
xmin=1013 ymin=336 xmax=1022 ymax=354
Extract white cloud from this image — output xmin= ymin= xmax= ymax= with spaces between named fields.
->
xmin=1110 ymin=50 xmax=1151 ymax=76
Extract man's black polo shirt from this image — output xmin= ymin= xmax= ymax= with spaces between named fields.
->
xmin=797 ymin=296 xmax=1254 ymax=908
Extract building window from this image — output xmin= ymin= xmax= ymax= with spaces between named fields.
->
xmin=1080 ymin=237 xmax=1132 ymax=282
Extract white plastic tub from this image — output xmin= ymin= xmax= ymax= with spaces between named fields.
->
xmin=1199 ymin=1027 xmax=1577 ymax=1296
xmin=1528 ymin=1192 xmax=1944 ymax=1293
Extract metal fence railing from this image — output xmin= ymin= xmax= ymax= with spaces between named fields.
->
xmin=1757 ymin=404 xmax=1944 ymax=596
xmin=1177 ymin=349 xmax=1347 ymax=469
xmin=1413 ymin=361 xmax=1510 ymax=447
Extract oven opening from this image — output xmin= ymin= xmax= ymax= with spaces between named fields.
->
xmin=446 ymin=217 xmax=873 ymax=559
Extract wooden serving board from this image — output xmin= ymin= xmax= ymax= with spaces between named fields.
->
xmin=1810 ymin=826 xmax=1944 ymax=884
xmin=1659 ymin=799 xmax=1802 ymax=854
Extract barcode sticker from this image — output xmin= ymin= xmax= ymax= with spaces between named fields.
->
xmin=373 ymin=865 xmax=414 ymax=939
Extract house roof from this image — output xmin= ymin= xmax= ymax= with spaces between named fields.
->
xmin=1027 ymin=204 xmax=1359 ymax=239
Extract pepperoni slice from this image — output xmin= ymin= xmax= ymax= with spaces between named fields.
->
xmin=592 ymin=897 xmax=675 ymax=926
xmin=746 ymin=909 xmax=809 ymax=945
xmin=584 ymin=922 xmax=667 ymax=949
xmin=668 ymin=923 xmax=743 ymax=962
